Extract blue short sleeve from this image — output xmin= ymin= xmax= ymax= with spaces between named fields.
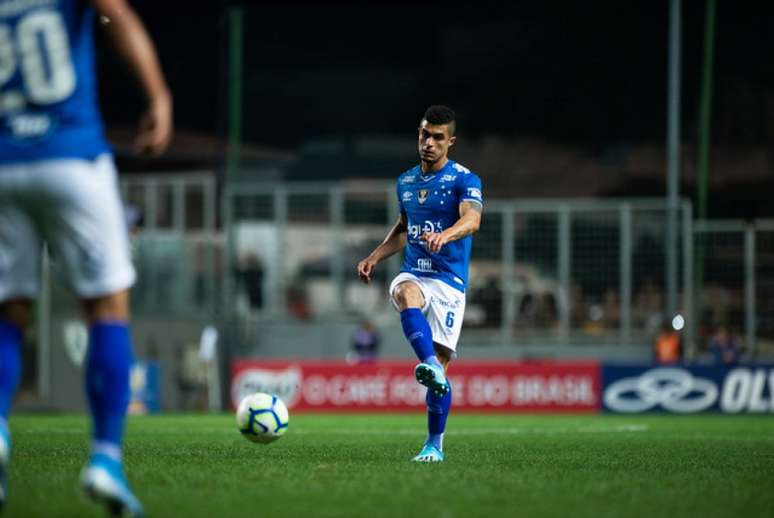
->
xmin=457 ymin=172 xmax=484 ymax=208
xmin=397 ymin=183 xmax=407 ymax=215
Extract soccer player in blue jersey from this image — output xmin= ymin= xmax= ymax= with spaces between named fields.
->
xmin=357 ymin=105 xmax=483 ymax=462
xmin=0 ymin=0 xmax=172 ymax=515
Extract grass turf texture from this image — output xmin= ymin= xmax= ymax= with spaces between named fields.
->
xmin=5 ymin=414 xmax=774 ymax=517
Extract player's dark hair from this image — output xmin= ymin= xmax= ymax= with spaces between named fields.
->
xmin=421 ymin=105 xmax=456 ymax=136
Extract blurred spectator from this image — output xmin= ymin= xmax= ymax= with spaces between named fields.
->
xmin=124 ymin=203 xmax=144 ymax=236
xmin=288 ymin=281 xmax=311 ymax=320
xmin=177 ymin=342 xmax=207 ymax=412
xmin=517 ymin=292 xmax=536 ymax=325
xmin=348 ymin=320 xmax=380 ymax=364
xmin=601 ymin=289 xmax=620 ymax=329
xmin=477 ymin=277 xmax=502 ymax=327
xmin=536 ymin=292 xmax=559 ymax=329
xmin=634 ymin=277 xmax=664 ymax=334
xmin=709 ymin=326 xmax=742 ymax=366
xmin=569 ymin=283 xmax=586 ymax=327
xmin=583 ymin=301 xmax=605 ymax=334
xmin=654 ymin=322 xmax=681 ymax=364
xmin=235 ymin=252 xmax=265 ymax=310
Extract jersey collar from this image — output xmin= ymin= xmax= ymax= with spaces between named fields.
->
xmin=418 ymin=161 xmax=452 ymax=182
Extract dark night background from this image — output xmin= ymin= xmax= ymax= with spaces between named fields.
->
xmin=97 ymin=1 xmax=774 ymax=217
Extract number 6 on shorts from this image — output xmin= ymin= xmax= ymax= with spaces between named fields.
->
xmin=445 ymin=311 xmax=455 ymax=328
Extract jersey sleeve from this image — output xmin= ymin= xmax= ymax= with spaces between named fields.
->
xmin=457 ymin=172 xmax=484 ymax=208
xmin=396 ymin=182 xmax=407 ymax=215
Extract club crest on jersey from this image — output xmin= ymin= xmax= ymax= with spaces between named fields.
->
xmin=418 ymin=189 xmax=429 ymax=204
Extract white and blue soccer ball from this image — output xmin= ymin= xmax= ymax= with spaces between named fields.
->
xmin=236 ymin=392 xmax=289 ymax=444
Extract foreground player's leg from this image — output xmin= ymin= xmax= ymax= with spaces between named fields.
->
xmin=400 ymin=309 xmax=449 ymax=395
xmin=0 ymin=302 xmax=27 ymax=510
xmin=413 ymin=380 xmax=452 ymax=463
xmin=80 ymin=292 xmax=143 ymax=517
xmin=395 ymin=283 xmax=448 ymax=395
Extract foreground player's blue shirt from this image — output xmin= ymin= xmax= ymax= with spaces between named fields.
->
xmin=0 ymin=0 xmax=110 ymax=164
xmin=397 ymin=160 xmax=484 ymax=293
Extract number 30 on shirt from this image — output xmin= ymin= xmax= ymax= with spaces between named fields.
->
xmin=0 ymin=10 xmax=76 ymax=109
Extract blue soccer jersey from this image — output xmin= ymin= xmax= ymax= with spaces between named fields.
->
xmin=397 ymin=160 xmax=483 ymax=292
xmin=0 ymin=0 xmax=110 ymax=164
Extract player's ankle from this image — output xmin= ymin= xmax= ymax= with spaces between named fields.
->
xmin=90 ymin=440 xmax=122 ymax=462
xmin=423 ymin=355 xmax=442 ymax=368
xmin=427 ymin=433 xmax=444 ymax=451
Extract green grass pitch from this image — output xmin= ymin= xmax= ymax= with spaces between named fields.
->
xmin=5 ymin=413 xmax=774 ymax=517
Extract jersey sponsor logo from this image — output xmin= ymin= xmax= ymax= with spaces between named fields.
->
xmin=417 ymin=258 xmax=433 ymax=272
xmin=402 ymin=191 xmax=413 ymax=202
xmin=430 ymin=295 xmax=462 ymax=310
xmin=418 ymin=189 xmax=429 ymax=204
xmin=408 ymin=220 xmax=444 ymax=240
xmin=603 ymin=368 xmax=718 ymax=413
xmin=441 ymin=174 xmax=456 ymax=182
xmin=400 ymin=175 xmax=415 ymax=184
xmin=466 ymin=187 xmax=483 ymax=201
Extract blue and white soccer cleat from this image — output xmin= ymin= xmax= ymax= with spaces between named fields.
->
xmin=0 ymin=426 xmax=9 ymax=511
xmin=414 ymin=362 xmax=450 ymax=396
xmin=412 ymin=443 xmax=444 ymax=463
xmin=81 ymin=454 xmax=144 ymax=517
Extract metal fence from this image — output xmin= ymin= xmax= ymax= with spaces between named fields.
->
xmin=693 ymin=220 xmax=774 ymax=360
xmin=222 ymin=182 xmax=694 ymax=349
xmin=119 ymin=173 xmax=222 ymax=317
xmin=39 ymin=176 xmax=774 ymax=359
xmin=28 ymin=175 xmax=774 ymax=412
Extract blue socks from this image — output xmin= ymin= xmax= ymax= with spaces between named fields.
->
xmin=400 ymin=308 xmax=440 ymax=366
xmin=0 ymin=321 xmax=22 ymax=421
xmin=400 ymin=308 xmax=450 ymax=450
xmin=0 ymin=320 xmax=133 ymax=459
xmin=426 ymin=380 xmax=452 ymax=451
xmin=85 ymin=323 xmax=134 ymax=459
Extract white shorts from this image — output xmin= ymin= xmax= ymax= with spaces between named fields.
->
xmin=0 ymin=155 xmax=135 ymax=302
xmin=389 ymin=272 xmax=466 ymax=353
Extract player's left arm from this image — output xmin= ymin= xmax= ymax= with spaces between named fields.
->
xmin=91 ymin=0 xmax=173 ymax=155
xmin=422 ymin=201 xmax=482 ymax=254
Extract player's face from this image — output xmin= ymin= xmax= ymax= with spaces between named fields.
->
xmin=418 ymin=121 xmax=455 ymax=165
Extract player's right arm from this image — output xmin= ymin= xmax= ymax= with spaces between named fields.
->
xmin=91 ymin=0 xmax=173 ymax=155
xmin=357 ymin=213 xmax=407 ymax=284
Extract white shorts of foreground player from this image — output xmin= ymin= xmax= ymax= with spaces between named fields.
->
xmin=0 ymin=154 xmax=135 ymax=301
xmin=389 ymin=272 xmax=466 ymax=352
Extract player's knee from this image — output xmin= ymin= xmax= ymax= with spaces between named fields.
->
xmin=82 ymin=290 xmax=130 ymax=324
xmin=393 ymin=282 xmax=424 ymax=310
xmin=0 ymin=299 xmax=33 ymax=329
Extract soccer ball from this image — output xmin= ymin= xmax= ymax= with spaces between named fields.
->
xmin=236 ymin=392 xmax=289 ymax=443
